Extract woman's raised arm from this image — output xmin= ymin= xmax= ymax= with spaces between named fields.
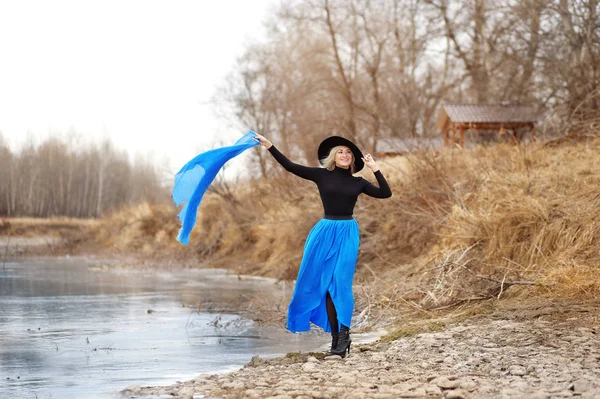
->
xmin=255 ymin=133 xmax=321 ymax=182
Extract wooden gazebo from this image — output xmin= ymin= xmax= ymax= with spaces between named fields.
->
xmin=435 ymin=104 xmax=542 ymax=147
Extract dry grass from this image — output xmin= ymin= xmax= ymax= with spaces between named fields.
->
xmin=1 ymin=217 xmax=98 ymax=226
xmin=95 ymin=136 xmax=600 ymax=309
xmin=0 ymin=216 xmax=99 ymax=238
xmin=7 ymin=135 xmax=599 ymax=321
xmin=79 ymin=175 xmax=323 ymax=277
xmin=91 ymin=202 xmax=189 ymax=256
xmin=361 ymin=136 xmax=600 ymax=320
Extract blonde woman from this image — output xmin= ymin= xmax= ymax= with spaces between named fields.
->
xmin=254 ymin=134 xmax=392 ymax=357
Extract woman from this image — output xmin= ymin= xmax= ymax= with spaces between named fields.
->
xmin=255 ymin=134 xmax=392 ymax=357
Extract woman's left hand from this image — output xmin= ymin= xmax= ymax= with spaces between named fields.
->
xmin=362 ymin=154 xmax=379 ymax=172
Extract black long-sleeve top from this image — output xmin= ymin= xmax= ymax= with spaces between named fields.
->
xmin=268 ymin=146 xmax=392 ymax=217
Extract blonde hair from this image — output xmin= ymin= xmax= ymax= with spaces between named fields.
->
xmin=321 ymin=145 xmax=356 ymax=174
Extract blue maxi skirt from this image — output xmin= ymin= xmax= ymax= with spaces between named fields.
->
xmin=286 ymin=218 xmax=360 ymax=333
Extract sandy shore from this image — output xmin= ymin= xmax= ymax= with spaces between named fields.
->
xmin=122 ymin=301 xmax=600 ymax=399
xmin=0 ymin=235 xmax=64 ymax=256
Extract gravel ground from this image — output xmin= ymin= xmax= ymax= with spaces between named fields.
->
xmin=122 ymin=303 xmax=600 ymax=399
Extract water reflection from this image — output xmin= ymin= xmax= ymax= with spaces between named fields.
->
xmin=0 ymin=258 xmax=326 ymax=399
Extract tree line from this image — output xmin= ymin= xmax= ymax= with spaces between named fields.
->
xmin=3 ymin=1 xmax=598 ymax=216
xmin=0 ymin=135 xmax=167 ymax=218
xmin=216 ymin=0 xmax=599 ymax=175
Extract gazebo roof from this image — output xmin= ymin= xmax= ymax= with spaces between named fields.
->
xmin=435 ymin=104 xmax=543 ymax=130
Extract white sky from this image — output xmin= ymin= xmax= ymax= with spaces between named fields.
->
xmin=0 ymin=0 xmax=275 ymax=175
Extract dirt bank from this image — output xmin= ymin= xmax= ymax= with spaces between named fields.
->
xmin=122 ymin=300 xmax=600 ymax=399
xmin=0 ymin=235 xmax=64 ymax=256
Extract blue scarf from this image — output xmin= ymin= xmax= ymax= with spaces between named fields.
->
xmin=172 ymin=131 xmax=259 ymax=244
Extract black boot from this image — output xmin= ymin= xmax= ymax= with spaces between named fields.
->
xmin=329 ymin=331 xmax=339 ymax=354
xmin=331 ymin=325 xmax=351 ymax=358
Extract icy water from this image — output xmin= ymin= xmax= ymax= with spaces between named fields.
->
xmin=0 ymin=258 xmax=326 ymax=399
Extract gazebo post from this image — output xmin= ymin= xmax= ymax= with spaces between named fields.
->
xmin=444 ymin=128 xmax=449 ymax=146
xmin=459 ymin=126 xmax=465 ymax=148
xmin=530 ymin=125 xmax=536 ymax=142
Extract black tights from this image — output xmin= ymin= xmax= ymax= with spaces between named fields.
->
xmin=326 ymin=292 xmax=339 ymax=333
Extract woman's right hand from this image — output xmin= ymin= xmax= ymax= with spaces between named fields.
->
xmin=254 ymin=133 xmax=272 ymax=149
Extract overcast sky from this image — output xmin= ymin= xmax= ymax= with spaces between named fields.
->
xmin=0 ymin=0 xmax=275 ymax=174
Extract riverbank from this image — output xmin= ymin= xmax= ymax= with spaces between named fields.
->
xmin=122 ymin=298 xmax=600 ymax=399
xmin=6 ymin=138 xmax=600 ymax=305
xmin=3 ymin=137 xmax=600 ymax=397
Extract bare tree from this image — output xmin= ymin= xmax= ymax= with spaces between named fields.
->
xmin=216 ymin=0 xmax=599 ymax=166
xmin=0 ymin=135 xmax=168 ymax=218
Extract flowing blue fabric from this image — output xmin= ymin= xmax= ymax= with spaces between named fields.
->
xmin=172 ymin=131 xmax=259 ymax=245
xmin=287 ymin=218 xmax=360 ymax=333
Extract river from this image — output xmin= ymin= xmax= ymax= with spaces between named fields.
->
xmin=0 ymin=257 xmax=325 ymax=399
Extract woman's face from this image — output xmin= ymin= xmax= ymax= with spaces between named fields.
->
xmin=334 ymin=146 xmax=354 ymax=169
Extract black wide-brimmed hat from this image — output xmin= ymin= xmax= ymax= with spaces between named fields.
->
xmin=318 ymin=136 xmax=364 ymax=171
